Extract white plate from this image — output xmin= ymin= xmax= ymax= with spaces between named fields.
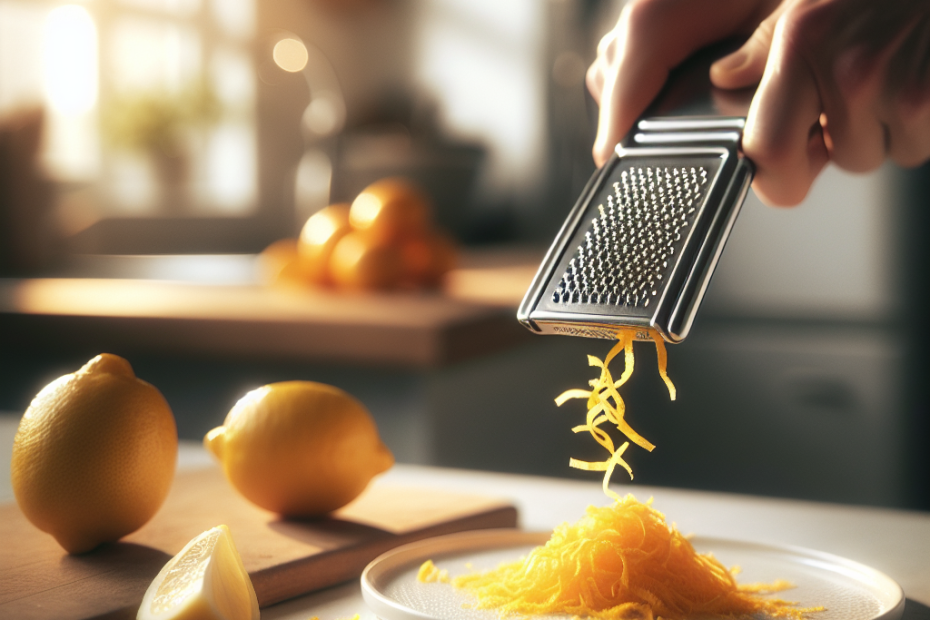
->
xmin=361 ymin=529 xmax=905 ymax=620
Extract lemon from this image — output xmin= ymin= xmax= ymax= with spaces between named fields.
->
xmin=137 ymin=524 xmax=259 ymax=620
xmin=298 ymin=203 xmax=352 ymax=285
xmin=328 ymin=231 xmax=404 ymax=290
xmin=204 ymin=381 xmax=393 ymax=516
xmin=257 ymin=238 xmax=304 ymax=286
xmin=11 ymin=354 xmax=177 ymax=554
xmin=349 ymin=177 xmax=431 ymax=246
xmin=400 ymin=230 xmax=457 ymax=287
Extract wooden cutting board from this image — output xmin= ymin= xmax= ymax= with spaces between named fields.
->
xmin=0 ymin=467 xmax=518 ymax=620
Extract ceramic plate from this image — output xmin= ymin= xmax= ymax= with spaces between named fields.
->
xmin=361 ymin=529 xmax=904 ymax=620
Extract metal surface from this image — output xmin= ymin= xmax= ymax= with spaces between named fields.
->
xmin=519 ymin=43 xmax=755 ymax=343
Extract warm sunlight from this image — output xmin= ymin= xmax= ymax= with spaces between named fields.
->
xmin=43 ymin=5 xmax=97 ymax=114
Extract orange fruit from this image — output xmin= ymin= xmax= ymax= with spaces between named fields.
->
xmin=349 ymin=177 xmax=431 ymax=245
xmin=297 ymin=203 xmax=352 ymax=285
xmin=11 ymin=354 xmax=177 ymax=553
xmin=328 ymin=230 xmax=403 ymax=290
xmin=138 ymin=524 xmax=259 ymax=620
xmin=257 ymin=238 xmax=304 ymax=286
xmin=204 ymin=381 xmax=394 ymax=517
xmin=401 ymin=230 xmax=458 ymax=287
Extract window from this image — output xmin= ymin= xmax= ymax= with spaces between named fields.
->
xmin=0 ymin=0 xmax=262 ymax=253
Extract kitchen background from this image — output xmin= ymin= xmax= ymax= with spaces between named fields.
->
xmin=1 ymin=0 xmax=927 ymax=511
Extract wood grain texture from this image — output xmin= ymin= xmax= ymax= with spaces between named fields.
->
xmin=0 ymin=467 xmax=518 ymax=620
xmin=0 ymin=277 xmax=533 ymax=367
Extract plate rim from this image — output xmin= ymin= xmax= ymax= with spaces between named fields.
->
xmin=360 ymin=528 xmax=905 ymax=620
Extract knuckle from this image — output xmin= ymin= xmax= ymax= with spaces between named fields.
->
xmin=596 ymin=30 xmax=615 ymax=56
xmin=621 ymin=0 xmax=674 ymax=41
xmin=777 ymin=1 xmax=837 ymax=54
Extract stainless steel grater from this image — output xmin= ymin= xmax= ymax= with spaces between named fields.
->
xmin=519 ymin=44 xmax=756 ymax=343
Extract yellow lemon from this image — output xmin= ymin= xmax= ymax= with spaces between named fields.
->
xmin=137 ymin=524 xmax=259 ymax=620
xmin=11 ymin=354 xmax=178 ymax=554
xmin=257 ymin=238 xmax=304 ymax=287
xmin=204 ymin=381 xmax=394 ymax=517
xmin=400 ymin=230 xmax=458 ymax=287
xmin=328 ymin=230 xmax=404 ymax=290
xmin=349 ymin=177 xmax=431 ymax=246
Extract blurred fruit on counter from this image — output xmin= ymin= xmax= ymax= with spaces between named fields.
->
xmin=259 ymin=177 xmax=457 ymax=291
xmin=328 ymin=230 xmax=404 ymax=290
xmin=348 ymin=177 xmax=430 ymax=246
xmin=298 ymin=202 xmax=352 ymax=285
xmin=11 ymin=354 xmax=178 ymax=554
xmin=256 ymin=237 xmax=303 ymax=286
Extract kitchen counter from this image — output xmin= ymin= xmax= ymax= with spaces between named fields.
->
xmin=2 ymin=415 xmax=928 ymax=619
xmin=0 ymin=249 xmax=540 ymax=368
xmin=269 ymin=466 xmax=930 ymax=620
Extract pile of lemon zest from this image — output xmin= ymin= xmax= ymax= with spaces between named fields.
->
xmin=454 ymin=496 xmax=823 ymax=620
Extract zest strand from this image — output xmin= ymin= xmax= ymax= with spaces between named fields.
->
xmin=556 ymin=329 xmax=673 ymax=497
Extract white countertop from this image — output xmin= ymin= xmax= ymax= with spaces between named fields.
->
xmin=3 ymin=415 xmax=929 ymax=619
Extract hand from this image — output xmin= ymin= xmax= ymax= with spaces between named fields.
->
xmin=586 ymin=0 xmax=930 ymax=206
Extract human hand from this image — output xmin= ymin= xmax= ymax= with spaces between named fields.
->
xmin=586 ymin=0 xmax=930 ymax=206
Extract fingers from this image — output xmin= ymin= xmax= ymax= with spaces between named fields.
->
xmin=585 ymin=33 xmax=611 ymax=105
xmin=742 ymin=6 xmax=830 ymax=206
xmin=710 ymin=1 xmax=787 ymax=89
xmin=881 ymin=14 xmax=930 ymax=167
xmin=822 ymin=38 xmax=895 ymax=172
xmin=885 ymin=91 xmax=930 ymax=168
xmin=588 ymin=0 xmax=777 ymax=168
xmin=744 ymin=0 xmax=930 ymax=204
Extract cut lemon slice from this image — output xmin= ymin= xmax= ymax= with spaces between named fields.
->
xmin=138 ymin=525 xmax=259 ymax=620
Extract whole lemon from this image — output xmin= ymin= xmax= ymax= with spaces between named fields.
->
xmin=297 ymin=203 xmax=352 ymax=285
xmin=257 ymin=238 xmax=306 ymax=287
xmin=11 ymin=354 xmax=178 ymax=554
xmin=204 ymin=381 xmax=394 ymax=517
xmin=400 ymin=230 xmax=458 ymax=287
xmin=328 ymin=231 xmax=404 ymax=290
xmin=349 ymin=177 xmax=431 ymax=246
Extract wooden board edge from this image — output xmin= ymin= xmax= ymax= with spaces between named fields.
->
xmin=253 ymin=505 xmax=519 ymax=607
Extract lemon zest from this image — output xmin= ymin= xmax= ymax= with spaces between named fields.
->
xmin=417 ymin=559 xmax=450 ymax=583
xmin=556 ymin=330 xmax=671 ymax=491
xmin=453 ymin=495 xmax=824 ymax=620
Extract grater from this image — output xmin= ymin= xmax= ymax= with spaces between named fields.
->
xmin=519 ymin=43 xmax=756 ymax=343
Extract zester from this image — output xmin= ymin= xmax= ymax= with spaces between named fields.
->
xmin=518 ymin=43 xmax=756 ymax=343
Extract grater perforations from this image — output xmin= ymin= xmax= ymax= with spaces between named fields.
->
xmin=551 ymin=166 xmax=708 ymax=308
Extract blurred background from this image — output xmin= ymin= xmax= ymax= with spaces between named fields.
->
xmin=0 ymin=0 xmax=927 ymax=511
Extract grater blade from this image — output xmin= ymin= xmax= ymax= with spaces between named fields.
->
xmin=519 ymin=43 xmax=755 ymax=343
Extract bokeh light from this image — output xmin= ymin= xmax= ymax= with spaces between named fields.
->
xmin=272 ymin=37 xmax=308 ymax=73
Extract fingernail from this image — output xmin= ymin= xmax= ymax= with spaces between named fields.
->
xmin=713 ymin=50 xmax=748 ymax=73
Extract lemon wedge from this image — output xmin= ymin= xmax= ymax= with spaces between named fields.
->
xmin=138 ymin=525 xmax=259 ymax=620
